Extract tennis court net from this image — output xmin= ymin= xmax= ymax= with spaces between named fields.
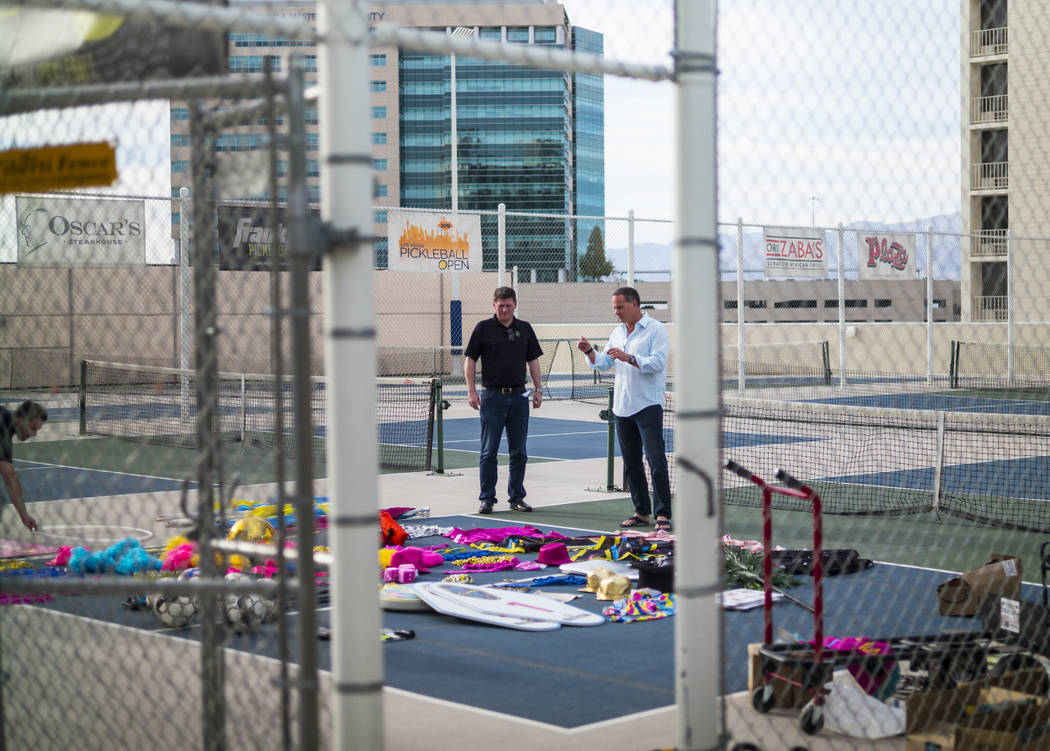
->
xmin=950 ymin=340 xmax=1050 ymax=397
xmin=588 ymin=339 xmax=831 ymax=401
xmin=79 ymin=360 xmax=439 ymax=470
xmin=608 ymin=392 xmax=1050 ymax=533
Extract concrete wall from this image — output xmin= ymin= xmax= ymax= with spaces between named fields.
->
xmin=0 ymin=265 xmax=1036 ymax=388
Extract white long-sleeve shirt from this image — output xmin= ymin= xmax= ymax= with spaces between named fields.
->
xmin=589 ymin=313 xmax=669 ymax=417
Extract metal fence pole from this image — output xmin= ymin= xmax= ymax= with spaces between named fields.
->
xmin=1007 ymin=228 xmax=1014 ymax=385
xmin=320 ymin=1 xmax=386 ymax=747
xmin=498 ymin=202 xmax=506 ymax=285
xmin=627 ymin=208 xmax=635 ymax=286
xmin=190 ymin=99 xmax=226 ymax=751
xmin=837 ymin=223 xmax=846 ymax=387
xmin=672 ymin=1 xmax=721 ymax=748
xmin=736 ymin=216 xmax=744 ymax=391
xmin=926 ymin=225 xmax=934 ymax=385
xmin=286 ymin=54 xmax=320 ymax=751
xmin=179 ymin=186 xmax=193 ymax=420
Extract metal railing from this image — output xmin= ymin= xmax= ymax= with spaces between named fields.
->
xmin=970 ymin=229 xmax=1009 ymax=258
xmin=971 ymin=26 xmax=1008 ymax=57
xmin=971 ymin=160 xmax=1009 ymax=190
xmin=971 ymin=295 xmax=1009 ymax=321
xmin=970 ymin=93 xmax=1008 ymax=124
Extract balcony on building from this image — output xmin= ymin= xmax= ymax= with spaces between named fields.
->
xmin=970 ymin=93 xmax=1008 ymax=125
xmin=970 ymin=26 xmax=1008 ymax=58
xmin=971 ymin=160 xmax=1008 ymax=191
xmin=970 ymin=228 xmax=1009 ymax=258
xmin=971 ymin=295 xmax=1008 ymax=321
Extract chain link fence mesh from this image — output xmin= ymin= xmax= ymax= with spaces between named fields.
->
xmin=3 ymin=0 xmax=1050 ymax=750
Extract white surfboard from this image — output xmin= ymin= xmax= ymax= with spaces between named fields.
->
xmin=420 ymin=582 xmax=605 ymax=627
xmin=412 ymin=583 xmax=560 ymax=631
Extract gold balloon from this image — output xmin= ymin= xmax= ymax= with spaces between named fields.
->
xmin=227 ymin=517 xmax=275 ymax=544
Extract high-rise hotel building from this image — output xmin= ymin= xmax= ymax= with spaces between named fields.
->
xmin=961 ymin=0 xmax=1050 ymax=321
xmin=170 ymin=0 xmax=604 ymax=281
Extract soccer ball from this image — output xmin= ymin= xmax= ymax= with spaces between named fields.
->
xmin=149 ymin=592 xmax=199 ymax=628
xmin=223 ymin=571 xmax=275 ymax=633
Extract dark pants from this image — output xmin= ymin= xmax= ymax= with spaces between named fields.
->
xmin=478 ymin=391 xmax=530 ymax=503
xmin=616 ymin=404 xmax=672 ymax=519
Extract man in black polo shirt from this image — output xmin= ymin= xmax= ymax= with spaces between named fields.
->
xmin=0 ymin=400 xmax=47 ymax=532
xmin=464 ymin=287 xmax=543 ymax=514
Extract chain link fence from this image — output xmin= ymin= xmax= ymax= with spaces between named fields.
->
xmin=4 ymin=1 xmax=1050 ymax=750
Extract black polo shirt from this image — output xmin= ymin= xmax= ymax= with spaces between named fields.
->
xmin=464 ymin=315 xmax=543 ymax=389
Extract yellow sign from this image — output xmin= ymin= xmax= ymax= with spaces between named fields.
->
xmin=0 ymin=142 xmax=117 ymax=194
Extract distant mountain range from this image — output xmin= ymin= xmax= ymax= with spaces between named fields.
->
xmin=607 ymin=212 xmax=963 ymax=282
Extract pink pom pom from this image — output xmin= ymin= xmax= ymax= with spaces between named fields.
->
xmin=161 ymin=542 xmax=197 ymax=572
xmin=47 ymin=545 xmax=72 ymax=567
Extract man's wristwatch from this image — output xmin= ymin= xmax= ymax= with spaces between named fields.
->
xmin=629 ymin=355 xmax=637 ymax=367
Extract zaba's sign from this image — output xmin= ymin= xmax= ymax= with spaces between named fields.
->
xmin=16 ymin=195 xmax=144 ymax=267
xmin=763 ymin=226 xmax=827 ymax=278
xmin=858 ymin=232 xmax=917 ymax=280
xmin=0 ymin=6 xmax=227 ymax=89
xmin=217 ymin=205 xmax=321 ymax=271
xmin=387 ymin=210 xmax=480 ymax=272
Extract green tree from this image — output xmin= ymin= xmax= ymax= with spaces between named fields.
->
xmin=579 ymin=226 xmax=613 ymax=281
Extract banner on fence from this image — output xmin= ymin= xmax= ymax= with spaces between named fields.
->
xmin=387 ymin=210 xmax=480 ymax=272
xmin=16 ymin=195 xmax=144 ymax=267
xmin=217 ymin=205 xmax=321 ymax=271
xmin=763 ymin=226 xmax=827 ymax=278
xmin=858 ymin=232 xmax=917 ymax=279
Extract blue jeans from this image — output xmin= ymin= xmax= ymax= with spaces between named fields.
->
xmin=616 ymin=404 xmax=672 ymax=519
xmin=478 ymin=391 xmax=530 ymax=503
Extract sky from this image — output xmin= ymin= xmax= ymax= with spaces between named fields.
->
xmin=567 ymin=0 xmax=961 ymax=228
xmin=0 ymin=0 xmax=963 ymax=245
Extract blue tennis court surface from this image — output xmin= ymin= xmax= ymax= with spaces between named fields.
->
xmin=807 ymin=392 xmax=1050 ymax=415
xmin=13 ymin=459 xmax=186 ymax=502
xmin=443 ymin=417 xmax=822 ymax=460
xmin=826 ymin=455 xmax=1050 ymax=501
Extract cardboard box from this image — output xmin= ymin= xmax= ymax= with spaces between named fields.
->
xmin=906 ymin=669 xmax=1048 ymax=734
xmin=747 ymin=642 xmax=812 ymax=709
xmin=905 ymin=721 xmax=956 ymax=751
xmin=938 ymin=554 xmax=1022 ymax=617
xmin=907 ymin=703 xmax=1050 ymax=751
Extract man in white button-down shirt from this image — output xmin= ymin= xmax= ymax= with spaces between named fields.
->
xmin=578 ymin=287 xmax=672 ymax=532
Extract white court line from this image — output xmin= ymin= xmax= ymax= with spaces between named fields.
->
xmin=12 ymin=457 xmax=186 ymax=486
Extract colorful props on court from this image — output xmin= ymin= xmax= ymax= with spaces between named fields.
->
xmin=227 ymin=517 xmax=275 ymax=544
xmin=68 ymin=537 xmax=162 ymax=575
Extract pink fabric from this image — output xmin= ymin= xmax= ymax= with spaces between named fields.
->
xmin=514 ymin=561 xmax=546 ymax=571
xmin=381 ymin=507 xmax=414 ymax=519
xmin=448 ymin=526 xmax=566 ymax=545
xmin=389 ymin=547 xmax=443 ymax=573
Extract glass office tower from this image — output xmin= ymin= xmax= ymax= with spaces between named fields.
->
xmin=399 ymin=22 xmax=604 ymax=281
